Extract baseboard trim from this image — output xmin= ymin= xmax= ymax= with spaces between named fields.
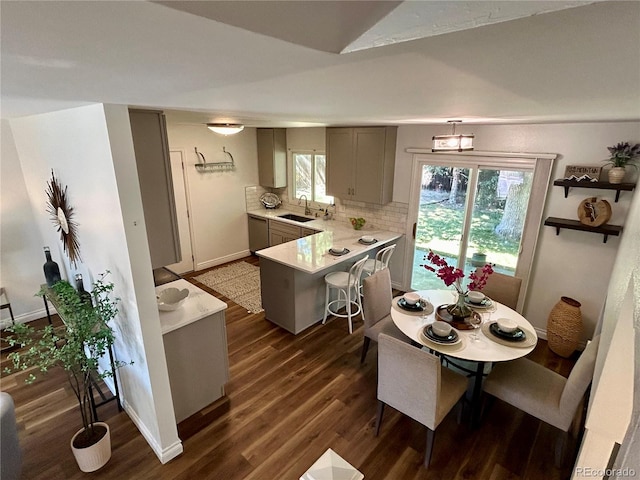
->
xmin=196 ymin=250 xmax=251 ymax=271
xmin=0 ymin=306 xmax=57 ymax=328
xmin=122 ymin=399 xmax=183 ymax=464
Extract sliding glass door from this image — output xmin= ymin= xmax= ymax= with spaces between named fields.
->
xmin=406 ymin=152 xmax=553 ymax=310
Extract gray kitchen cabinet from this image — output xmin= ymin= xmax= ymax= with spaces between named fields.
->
xmin=268 ymin=219 xmax=301 ymax=246
xmin=257 ymin=128 xmax=287 ymax=188
xmin=301 ymin=227 xmax=320 ymax=237
xmin=129 ymin=109 xmax=181 ymax=269
xmin=326 ymin=126 xmax=397 ymax=204
xmin=248 ymin=214 xmax=269 ymax=253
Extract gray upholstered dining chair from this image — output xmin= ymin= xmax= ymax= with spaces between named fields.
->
xmin=360 ymin=268 xmax=409 ymax=363
xmin=376 ymin=333 xmax=468 ymax=468
xmin=483 ymin=335 xmax=600 ymax=464
xmin=476 ymin=268 xmax=522 ymax=311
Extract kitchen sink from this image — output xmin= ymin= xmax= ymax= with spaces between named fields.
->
xmin=278 ymin=213 xmax=315 ymax=223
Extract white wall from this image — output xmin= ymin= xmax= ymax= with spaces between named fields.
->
xmin=394 ymin=122 xmax=640 ymax=340
xmin=8 ymin=104 xmax=181 ymax=463
xmin=165 ymin=123 xmax=259 ymax=270
xmin=0 ymin=120 xmax=46 ymax=325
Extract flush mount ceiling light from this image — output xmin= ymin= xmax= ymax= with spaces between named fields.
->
xmin=206 ymin=123 xmax=245 ymax=135
xmin=432 ymin=120 xmax=474 ymax=152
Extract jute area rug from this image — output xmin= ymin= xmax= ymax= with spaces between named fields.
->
xmin=194 ymin=261 xmax=263 ymax=314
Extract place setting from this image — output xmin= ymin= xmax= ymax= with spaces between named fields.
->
xmin=481 ymin=317 xmax=537 ymax=348
xmin=357 ymin=235 xmax=378 ymax=245
xmin=393 ymin=292 xmax=435 ymax=316
xmin=464 ymin=290 xmax=495 ymax=310
xmin=420 ymin=320 xmax=465 ymax=351
xmin=328 ymin=245 xmax=350 ymax=256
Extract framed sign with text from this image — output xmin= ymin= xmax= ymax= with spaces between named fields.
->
xmin=563 ymin=165 xmax=602 ymax=181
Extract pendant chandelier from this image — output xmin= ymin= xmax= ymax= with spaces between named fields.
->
xmin=432 ymin=120 xmax=474 ymax=152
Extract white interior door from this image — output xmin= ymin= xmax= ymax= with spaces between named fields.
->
xmin=166 ymin=149 xmax=195 ymax=274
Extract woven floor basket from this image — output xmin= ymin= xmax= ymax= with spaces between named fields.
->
xmin=547 ymin=296 xmax=582 ymax=357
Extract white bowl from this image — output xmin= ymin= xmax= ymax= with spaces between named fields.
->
xmin=496 ymin=318 xmax=518 ymax=333
xmin=360 ymin=235 xmax=374 ymax=243
xmin=432 ymin=321 xmax=452 ymax=337
xmin=330 ymin=245 xmax=346 ymax=253
xmin=403 ymin=292 xmax=421 ymax=305
xmin=467 ymin=291 xmax=485 ymax=304
xmin=157 ymin=287 xmax=189 ymax=311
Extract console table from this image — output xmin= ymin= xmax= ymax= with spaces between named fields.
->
xmin=40 ymin=284 xmax=122 ymax=419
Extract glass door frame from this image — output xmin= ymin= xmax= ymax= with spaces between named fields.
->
xmin=403 ymin=150 xmax=556 ymax=312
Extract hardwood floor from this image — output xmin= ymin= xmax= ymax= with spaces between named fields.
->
xmin=1 ymin=256 xmax=580 ymax=479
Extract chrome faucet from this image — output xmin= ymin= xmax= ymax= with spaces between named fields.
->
xmin=299 ymin=195 xmax=311 ymax=216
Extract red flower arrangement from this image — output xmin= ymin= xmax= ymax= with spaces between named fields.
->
xmin=422 ymin=250 xmax=494 ymax=294
xmin=422 ymin=250 xmax=495 ymax=319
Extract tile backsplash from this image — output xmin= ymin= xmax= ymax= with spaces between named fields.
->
xmin=245 ymin=185 xmax=408 ymax=234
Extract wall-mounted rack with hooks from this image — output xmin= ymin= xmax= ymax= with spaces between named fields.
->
xmin=194 ymin=147 xmax=235 ymax=172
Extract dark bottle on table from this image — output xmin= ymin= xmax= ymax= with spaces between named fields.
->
xmin=75 ymin=274 xmax=93 ymax=306
xmin=43 ymin=246 xmax=61 ymax=287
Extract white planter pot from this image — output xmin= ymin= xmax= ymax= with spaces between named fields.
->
xmin=608 ymin=166 xmax=626 ymax=184
xmin=70 ymin=422 xmax=111 ymax=472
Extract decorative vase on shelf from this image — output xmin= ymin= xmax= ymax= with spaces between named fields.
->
xmin=43 ymin=246 xmax=61 ymax=287
xmin=607 ymin=167 xmax=626 ymax=184
xmin=547 ymin=296 xmax=582 ymax=358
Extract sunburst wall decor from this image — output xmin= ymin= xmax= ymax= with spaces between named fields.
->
xmin=46 ymin=170 xmax=81 ymax=267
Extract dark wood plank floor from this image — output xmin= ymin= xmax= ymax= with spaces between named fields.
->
xmin=1 ymin=255 xmax=580 ymax=479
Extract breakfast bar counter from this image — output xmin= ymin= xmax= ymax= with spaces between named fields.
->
xmin=254 ymin=219 xmax=403 ymax=334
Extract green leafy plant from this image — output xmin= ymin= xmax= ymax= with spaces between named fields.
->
xmin=605 ymin=142 xmax=640 ymax=168
xmin=4 ymin=271 xmax=130 ymax=447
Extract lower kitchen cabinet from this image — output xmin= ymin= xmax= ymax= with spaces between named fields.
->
xmin=269 ymin=219 xmax=301 ymax=246
xmin=157 ymin=280 xmax=229 ymax=424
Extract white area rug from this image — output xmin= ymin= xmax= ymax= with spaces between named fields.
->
xmin=194 ymin=262 xmax=263 ymax=314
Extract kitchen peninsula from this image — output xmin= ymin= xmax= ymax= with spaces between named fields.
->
xmin=250 ymin=210 xmax=402 ymax=334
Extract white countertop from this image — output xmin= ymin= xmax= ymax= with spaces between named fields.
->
xmin=155 ymin=279 xmax=227 ymax=335
xmin=248 ymin=209 xmax=403 ymax=274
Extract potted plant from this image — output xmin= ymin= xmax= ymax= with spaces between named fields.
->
xmin=4 ymin=271 xmax=129 ymax=472
xmin=470 ymin=250 xmax=487 ymax=267
xmin=604 ymin=142 xmax=640 ymax=184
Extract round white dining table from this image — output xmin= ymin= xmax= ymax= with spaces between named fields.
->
xmin=390 ymin=289 xmax=538 ymax=426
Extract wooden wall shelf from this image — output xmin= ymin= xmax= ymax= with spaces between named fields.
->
xmin=553 ymin=179 xmax=635 ymax=202
xmin=544 ymin=217 xmax=623 ymax=243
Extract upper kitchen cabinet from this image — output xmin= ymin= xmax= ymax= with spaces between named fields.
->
xmin=326 ymin=126 xmax=397 ymax=204
xmin=257 ymin=128 xmax=287 ymax=188
xmin=129 ymin=109 xmax=181 ymax=269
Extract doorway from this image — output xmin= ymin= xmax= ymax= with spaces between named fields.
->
xmin=166 ymin=149 xmax=195 ymax=274
xmin=405 ymin=152 xmax=554 ymax=311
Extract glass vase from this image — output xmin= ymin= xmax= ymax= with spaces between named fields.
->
xmin=446 ymin=287 xmax=472 ymax=320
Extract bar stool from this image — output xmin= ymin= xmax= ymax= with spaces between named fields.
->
xmin=362 ymin=244 xmax=396 ymax=276
xmin=322 ymin=256 xmax=369 ymax=334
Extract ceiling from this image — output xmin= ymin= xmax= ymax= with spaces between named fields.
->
xmin=1 ymin=0 xmax=639 ymax=127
